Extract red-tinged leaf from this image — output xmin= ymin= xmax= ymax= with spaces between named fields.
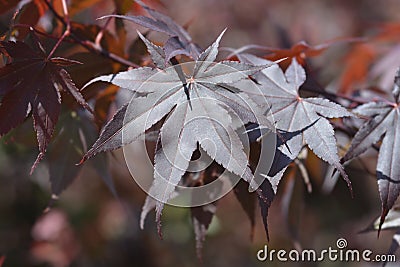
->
xmin=265 ymin=41 xmax=324 ymax=66
xmin=15 ymin=0 xmax=48 ymax=40
xmin=338 ymin=43 xmax=376 ymax=94
xmin=233 ymin=179 xmax=256 ymax=240
xmin=0 ymin=255 xmax=4 ymax=267
xmin=191 ymin=203 xmax=216 ymax=260
xmin=373 ymin=23 xmax=400 ymax=42
xmin=50 ymin=57 xmax=83 ymax=66
xmin=261 ymin=38 xmax=360 ymax=67
xmin=0 ymin=41 xmax=91 ymax=173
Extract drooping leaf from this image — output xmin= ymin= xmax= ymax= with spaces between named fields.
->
xmin=48 ymin=110 xmax=116 ymax=197
xmin=239 ymin=53 xmax=354 ymax=194
xmin=233 ymin=179 xmax=256 ymax=239
xmin=0 ymin=41 xmax=91 ymax=173
xmin=343 ymin=69 xmax=400 ymax=231
xmin=81 ymin=30 xmax=274 ymax=230
xmin=191 ymin=203 xmax=217 ymax=260
xmin=48 ymin=112 xmax=83 ymax=196
xmin=258 ymin=178 xmax=275 ymax=240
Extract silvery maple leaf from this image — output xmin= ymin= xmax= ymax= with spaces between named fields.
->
xmin=238 ymin=53 xmax=354 ymax=194
xmin=343 ymin=69 xmax=400 ymax=231
xmin=81 ymin=30 xmax=275 ymax=229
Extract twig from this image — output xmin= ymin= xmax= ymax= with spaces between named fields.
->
xmin=13 ymin=24 xmax=75 ymax=43
xmin=95 ymin=13 xmax=114 ymax=46
xmin=42 ymin=0 xmax=139 ymax=68
xmin=43 ymin=0 xmax=66 ymax=26
xmin=46 ymin=0 xmax=70 ymax=59
xmin=300 ymin=85 xmax=368 ymax=105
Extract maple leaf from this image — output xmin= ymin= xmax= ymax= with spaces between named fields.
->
xmin=81 ymin=30 xmax=275 ymax=231
xmin=238 ymin=53 xmax=354 ymax=194
xmin=233 ymin=179 xmax=256 ymax=239
xmin=48 ymin=111 xmax=116 ymax=198
xmin=342 ymin=69 xmax=400 ymax=232
xmin=100 ymin=0 xmax=201 ymax=61
xmin=0 ymin=41 xmax=91 ymax=173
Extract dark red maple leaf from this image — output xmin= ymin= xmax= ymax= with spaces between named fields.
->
xmin=0 ymin=41 xmax=91 ymax=173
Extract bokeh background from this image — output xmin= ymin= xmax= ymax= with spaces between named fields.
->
xmin=1 ymin=0 xmax=400 ymax=266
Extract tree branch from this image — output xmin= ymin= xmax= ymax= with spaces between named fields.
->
xmin=41 ymin=0 xmax=139 ymax=68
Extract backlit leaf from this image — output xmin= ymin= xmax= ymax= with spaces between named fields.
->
xmin=0 ymin=41 xmax=91 ymax=173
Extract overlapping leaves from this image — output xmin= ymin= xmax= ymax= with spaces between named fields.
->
xmin=81 ymin=30 xmax=274 ymax=233
xmin=239 ymin=53 xmax=354 ymax=193
xmin=0 ymin=41 xmax=91 ymax=172
xmin=343 ymin=69 xmax=400 ymax=231
xmin=100 ymin=0 xmax=201 ymax=61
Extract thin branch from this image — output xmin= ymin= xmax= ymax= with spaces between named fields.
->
xmin=41 ymin=0 xmax=139 ymax=68
xmin=47 ymin=28 xmax=70 ymax=59
xmin=95 ymin=13 xmax=114 ymax=46
xmin=73 ymin=38 xmax=139 ymax=67
xmin=300 ymin=85 xmax=368 ymax=105
xmin=61 ymin=0 xmax=70 ymax=25
xmin=46 ymin=0 xmax=71 ymax=59
xmin=13 ymin=24 xmax=75 ymax=43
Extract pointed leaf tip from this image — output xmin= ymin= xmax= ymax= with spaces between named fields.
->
xmin=378 ymin=207 xmax=390 ymax=237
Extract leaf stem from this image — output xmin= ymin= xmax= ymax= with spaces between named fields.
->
xmin=47 ymin=27 xmax=70 ymax=60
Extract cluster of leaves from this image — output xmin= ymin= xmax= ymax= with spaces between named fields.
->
xmin=1 ymin=0 xmax=400 ymax=260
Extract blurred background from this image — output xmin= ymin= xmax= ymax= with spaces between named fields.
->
xmin=2 ymin=0 xmax=400 ymax=266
